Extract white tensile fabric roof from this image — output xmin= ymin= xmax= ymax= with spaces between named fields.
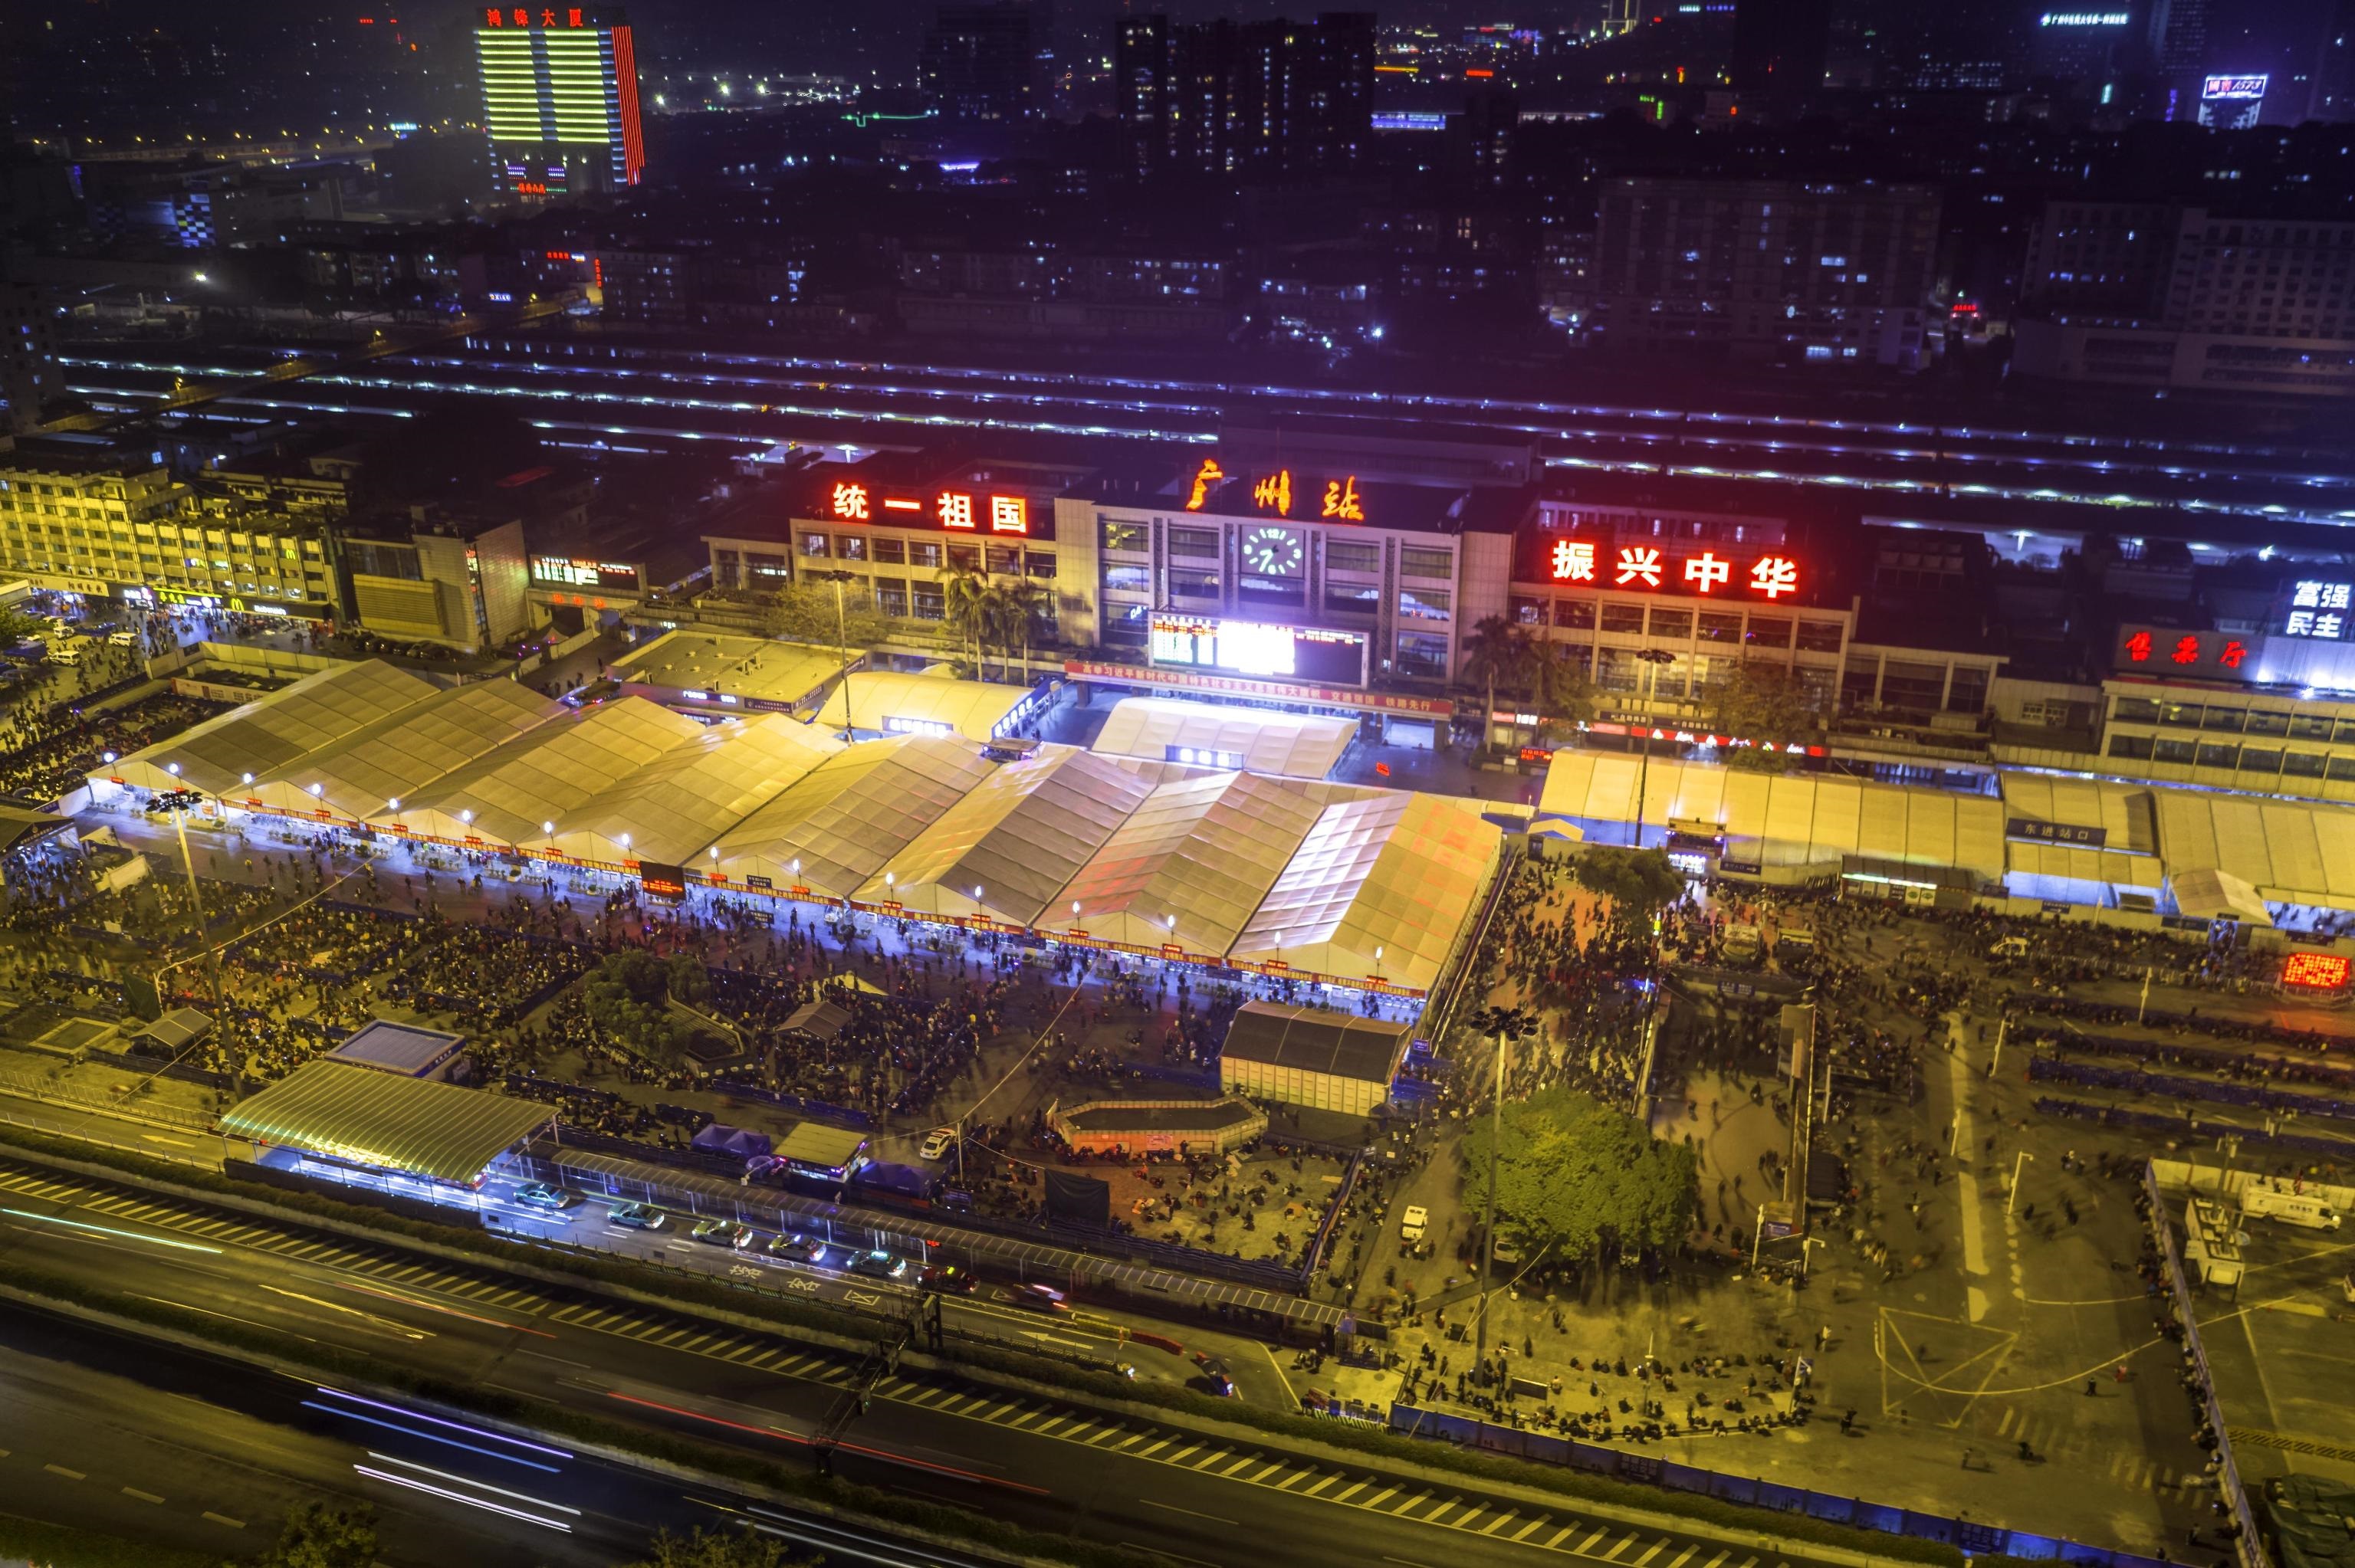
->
xmin=102 ymin=660 xmax=437 ymax=798
xmin=1539 ymin=753 xmax=2008 ymax=884
xmin=1230 ymin=792 xmax=1503 ymax=993
xmin=533 ymin=713 xmax=845 ymax=868
xmin=616 ymin=631 xmax=845 ymax=707
xmin=2006 ymin=842 xmax=2167 ymax=891
xmin=1055 ymin=770 xmax=1345 ymax=953
xmin=2153 ymin=790 xmax=2355 ymax=912
xmin=1089 ymin=697 xmax=1356 ymax=779
xmin=1998 ymin=775 xmax=2160 ymax=855
xmin=809 ymin=671 xmax=1029 ymax=743
xmin=383 ymin=697 xmax=706 ymax=850
xmin=245 ymin=680 xmax=562 ymax=822
xmin=2169 ymin=866 xmax=2275 ymax=925
xmin=710 ymin=735 xmax=1000 ymax=897
xmin=861 ymin=747 xmax=1158 ymax=927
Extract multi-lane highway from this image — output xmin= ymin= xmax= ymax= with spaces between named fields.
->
xmin=0 ymin=1147 xmax=1841 ymax=1568
xmin=59 ymin=337 xmax=2355 ymax=528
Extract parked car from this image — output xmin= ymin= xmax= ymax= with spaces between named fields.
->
xmin=1192 ymin=1353 xmax=1237 ymax=1397
xmin=919 ymin=1127 xmax=957 ymax=1161
xmin=1399 ymin=1205 xmax=1429 ymax=1243
xmin=846 ymin=1249 xmax=907 ymax=1281
xmin=514 ymin=1181 xmax=583 ymax=1211
xmin=691 ymin=1219 xmax=754 ymax=1249
xmin=607 ymin=1202 xmax=665 ymax=1229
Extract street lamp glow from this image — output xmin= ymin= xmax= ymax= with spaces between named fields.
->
xmin=459 ymin=809 xmax=472 ymax=823
xmin=166 ymin=762 xmax=180 ymax=776
xmin=241 ymin=771 xmax=252 ymax=783
xmin=387 ymin=798 xmax=400 ymax=811
xmin=308 ymin=782 xmax=323 ymax=795
xmin=618 ymin=832 xmax=630 ymax=847
xmin=542 ymin=821 xmax=554 ymax=835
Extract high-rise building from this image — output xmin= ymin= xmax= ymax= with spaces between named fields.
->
xmin=1117 ymin=12 xmax=1375 ymax=179
xmin=474 ymin=5 xmax=645 ymax=203
xmin=921 ymin=2 xmax=1037 ymax=122
xmin=0 ymin=282 xmax=57 ymax=435
xmin=1729 ymin=0 xmax=1831 ymax=99
xmin=1586 ymin=178 xmax=1942 ymax=368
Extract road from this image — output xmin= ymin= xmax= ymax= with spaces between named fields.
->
xmin=0 ymin=1147 xmax=1844 ymax=1568
xmin=0 ymin=1301 xmax=996 ymax=1568
xmin=58 ymin=339 xmax=2355 ymax=529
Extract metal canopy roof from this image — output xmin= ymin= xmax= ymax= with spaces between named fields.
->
xmin=219 ymin=1060 xmax=552 ymax=1183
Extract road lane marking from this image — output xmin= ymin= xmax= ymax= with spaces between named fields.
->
xmin=1547 ymin=1525 xmax=1578 ymax=1548
xmin=203 ymin=1512 xmax=245 ymax=1529
xmin=1303 ymin=1473 xmax=1340 ymax=1496
xmin=1139 ymin=1499 xmax=1237 ymax=1526
xmin=1701 ymin=1552 xmax=1727 ymax=1568
xmin=1667 ymin=1545 xmax=1697 ymax=1568
xmin=1605 ymin=1530 xmax=1641 ymax=1560
xmin=1481 ymin=1510 xmax=1517 ymax=1534
xmin=1637 ymin=1537 xmax=1669 ymax=1564
xmin=1335 ymin=1480 xmax=1369 ymax=1503
xmin=1513 ymin=1515 xmax=1552 ymax=1541
xmin=1364 ymin=1484 xmax=1398 ymax=1508
xmin=1118 ymin=1543 xmax=1217 ymax=1568
xmin=1578 ymin=1528 xmax=1611 ymax=1553
xmin=122 ymin=1487 xmax=165 ymax=1504
xmin=43 ymin=1465 xmax=84 ymax=1479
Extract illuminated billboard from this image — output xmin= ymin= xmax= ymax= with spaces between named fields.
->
xmin=1148 ymin=615 xmax=1368 ymax=687
xmin=531 ymin=556 xmax=642 ymax=593
xmin=2281 ymin=951 xmax=2351 ymax=991
xmin=2199 ymin=74 xmax=2265 ymax=128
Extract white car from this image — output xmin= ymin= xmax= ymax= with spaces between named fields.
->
xmin=1400 ymin=1205 xmax=1429 ymax=1243
xmin=919 ymin=1127 xmax=956 ymax=1161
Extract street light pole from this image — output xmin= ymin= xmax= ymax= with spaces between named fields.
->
xmin=1751 ymin=1200 xmax=1768 ymax=1268
xmin=1631 ymin=648 xmax=1677 ymax=851
xmin=811 ymin=569 xmax=857 ymax=740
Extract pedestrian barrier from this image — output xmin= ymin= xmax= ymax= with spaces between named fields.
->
xmin=2033 ymin=1094 xmax=2355 ymax=1158
xmin=2027 ymin=1056 xmax=2355 ymax=1124
xmin=1385 ymin=1402 xmax=2175 ymax=1568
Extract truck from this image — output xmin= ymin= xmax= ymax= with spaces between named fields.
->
xmin=2241 ymin=1186 xmax=2342 ymax=1231
xmin=1399 ymin=1204 xmax=1429 ymax=1244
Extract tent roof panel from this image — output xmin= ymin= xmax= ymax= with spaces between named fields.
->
xmin=1089 ymin=697 xmax=1356 ymax=779
xmin=219 ymin=1060 xmax=550 ymax=1183
xmin=105 ymin=660 xmax=438 ymax=797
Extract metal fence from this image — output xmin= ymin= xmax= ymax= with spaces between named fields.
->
xmin=1385 ymin=1403 xmax=2176 ymax=1568
xmin=2034 ymin=1095 xmax=2355 ymax=1159
xmin=2028 ymin=1056 xmax=2355 ymax=1125
xmin=2140 ymin=1160 xmax=2269 ymax=1568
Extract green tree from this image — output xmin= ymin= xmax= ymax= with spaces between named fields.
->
xmin=938 ymin=565 xmax=990 ymax=676
xmin=582 ymin=950 xmax=718 ymax=1068
xmin=1702 ymin=661 xmax=1821 ymax=773
xmin=253 ymin=1501 xmax=377 ymax=1568
xmin=1571 ymin=846 xmax=1686 ymax=923
xmin=622 ymin=1524 xmax=817 ymax=1568
xmin=1460 ymin=1087 xmax=1697 ymax=1265
xmin=0 ymin=608 xmax=49 ymax=645
xmin=1527 ymin=639 xmax=1597 ymax=740
xmin=760 ymin=581 xmax=888 ymax=651
xmin=1458 ymin=615 xmax=1533 ymax=756
xmin=990 ymin=577 xmax=1053 ymax=677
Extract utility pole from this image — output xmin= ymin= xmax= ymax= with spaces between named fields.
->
xmin=1630 ymin=648 xmax=1677 ymax=851
xmin=1469 ymin=1005 xmax=1533 ymax=1377
xmin=811 ymin=568 xmax=859 ymax=740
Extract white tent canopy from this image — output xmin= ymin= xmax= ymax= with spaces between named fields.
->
xmin=862 ymin=747 xmax=1158 ymax=927
xmin=103 ymin=660 xmax=436 ymax=798
xmin=1056 ymin=770 xmax=1345 ymax=953
xmin=810 ymin=671 xmax=1030 ymax=743
xmin=532 ymin=713 xmax=845 ymax=868
xmin=2153 ymin=791 xmax=2355 ymax=914
xmin=709 ymin=735 xmax=1000 ymax=897
xmin=246 ymin=680 xmax=561 ymax=822
xmin=2169 ymin=866 xmax=2275 ymax=925
xmin=1230 ymin=792 xmax=1503 ymax=992
xmin=1089 ymin=697 xmax=1356 ymax=779
xmin=380 ymin=697 xmax=705 ymax=851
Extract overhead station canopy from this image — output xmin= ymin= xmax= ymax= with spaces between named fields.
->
xmin=103 ymin=660 xmax=437 ymax=797
xmin=1998 ymin=775 xmax=2160 ymax=855
xmin=220 ymin=1059 xmax=552 ymax=1183
xmin=1539 ymin=753 xmax=2009 ymax=887
xmin=862 ymin=746 xmax=1158 ymax=927
xmin=2155 ymin=791 xmax=2355 ymax=914
xmin=710 ymin=735 xmax=1000 ymax=897
xmin=2169 ymin=866 xmax=2275 ymax=925
xmin=1090 ymin=697 xmax=1357 ymax=780
xmin=1056 ymin=770 xmax=1345 ymax=953
xmin=810 ymin=671 xmax=1030 ymax=743
xmin=245 ymin=680 xmax=562 ymax=821
xmin=613 ymin=630 xmax=844 ymax=710
xmin=534 ymin=713 xmax=843 ymax=867
xmin=1220 ymin=1001 xmax=1414 ymax=1087
xmin=1230 ymin=792 xmax=1504 ymax=993
xmin=384 ymin=696 xmax=706 ymax=850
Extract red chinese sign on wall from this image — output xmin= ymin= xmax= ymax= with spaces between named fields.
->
xmin=1543 ymin=540 xmax=1802 ymax=601
xmin=1183 ymin=460 xmax=1368 ymax=523
xmin=483 ymin=6 xmax=587 ymax=25
xmin=2282 ymin=951 xmax=2352 ymax=990
xmin=2114 ymin=625 xmax=2249 ymax=678
xmin=824 ymin=483 xmax=1029 ymax=534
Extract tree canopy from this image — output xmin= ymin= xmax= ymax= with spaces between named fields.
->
xmin=1460 ymin=617 xmax=1595 ymax=752
xmin=1702 ymin=661 xmax=1821 ymax=773
xmin=581 ymin=950 xmax=720 ymax=1068
xmin=253 ymin=1502 xmax=377 ymax=1568
xmin=1571 ymin=846 xmax=1686 ymax=923
xmin=622 ymin=1525 xmax=817 ymax=1568
xmin=760 ymin=581 xmax=889 ymax=651
xmin=1460 ymin=1087 xmax=1697 ymax=1265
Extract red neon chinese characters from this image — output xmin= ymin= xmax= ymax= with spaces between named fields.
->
xmin=1184 ymin=459 xmax=1223 ymax=510
xmin=2123 ymin=631 xmax=2153 ymax=662
xmin=1551 ymin=540 xmax=1596 ymax=582
xmin=988 ymin=495 xmax=1027 ymax=534
xmin=1615 ymin=546 xmax=1663 ymax=588
xmin=2283 ymin=951 xmax=2352 ymax=990
xmin=2219 ymin=639 xmax=2248 ymax=669
xmin=1749 ymin=556 xmax=1799 ymax=599
xmin=1252 ymin=469 xmax=1293 ymax=516
xmin=938 ymin=492 xmax=977 ymax=529
xmin=829 ymin=482 xmax=869 ymax=521
xmin=484 ymin=6 xmax=504 ymax=22
xmin=1683 ymin=552 xmax=1729 ymax=593
xmin=1321 ymin=476 xmax=1364 ymax=522
xmin=2171 ymin=635 xmax=2202 ymax=666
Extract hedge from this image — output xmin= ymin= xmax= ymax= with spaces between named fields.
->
xmin=0 ymin=1127 xmax=1966 ymax=1567
xmin=0 ymin=1509 xmax=218 ymax=1568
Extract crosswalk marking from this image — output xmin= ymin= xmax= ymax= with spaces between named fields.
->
xmin=1481 ymin=1511 xmax=1517 ymax=1535
xmin=1578 ymin=1528 xmax=1611 ymax=1553
xmin=1363 ymin=1484 xmax=1397 ymax=1508
xmin=1701 ymin=1551 xmax=1727 ymax=1568
xmin=1636 ymin=1538 xmax=1668 ymax=1565
xmin=1302 ymin=1473 xmax=1340 ymax=1497
xmin=1513 ymin=1515 xmax=1551 ymax=1542
xmin=1546 ymin=1525 xmax=1578 ymax=1549
xmin=1667 ymin=1544 xmax=1696 ymax=1568
xmin=1334 ymin=1480 xmax=1368 ymax=1504
xmin=1393 ymin=1491 xmax=1434 ymax=1517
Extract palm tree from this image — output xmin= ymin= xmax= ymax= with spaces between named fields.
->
xmin=938 ymin=566 xmax=989 ymax=677
xmin=991 ymin=579 xmax=1052 ymax=681
xmin=1459 ymin=615 xmax=1535 ymax=757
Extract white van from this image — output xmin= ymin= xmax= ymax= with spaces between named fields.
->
xmin=2242 ymin=1186 xmax=2342 ymax=1231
